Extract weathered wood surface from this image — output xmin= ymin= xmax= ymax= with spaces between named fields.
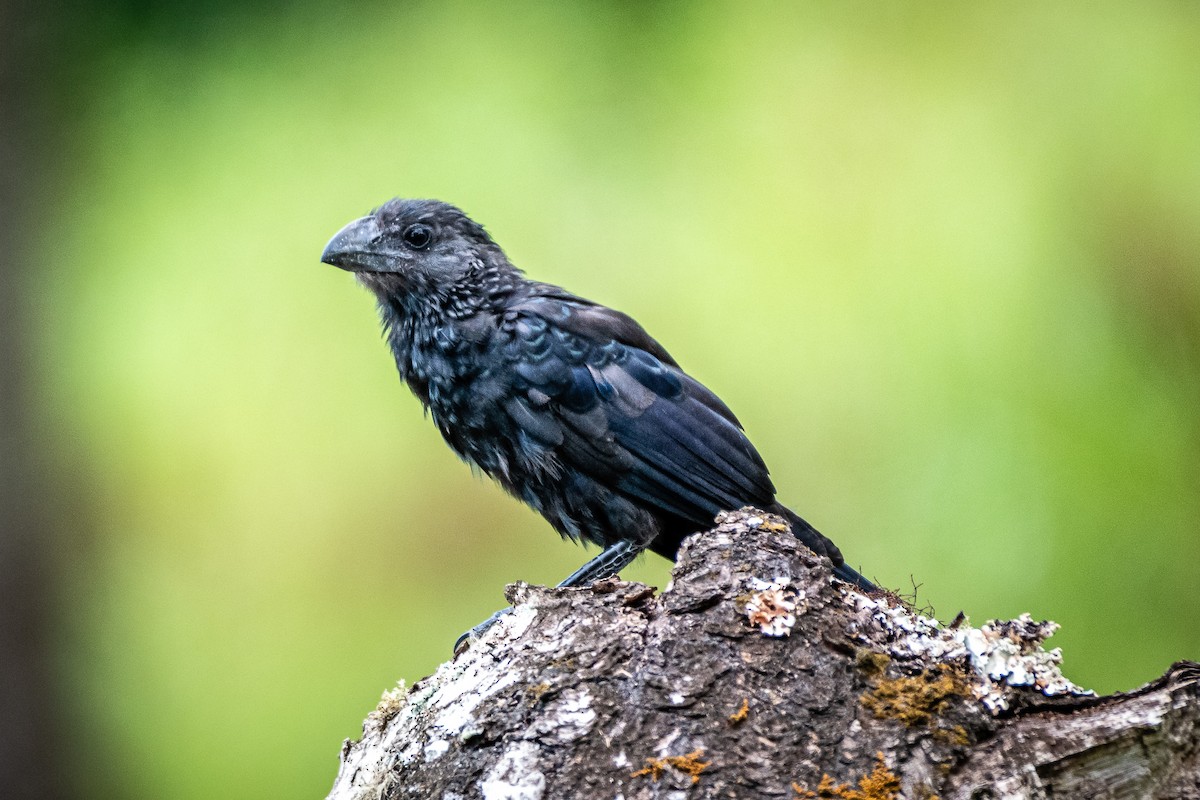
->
xmin=328 ymin=509 xmax=1200 ymax=800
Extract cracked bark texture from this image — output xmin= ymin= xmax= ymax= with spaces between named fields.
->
xmin=327 ymin=509 xmax=1200 ymax=800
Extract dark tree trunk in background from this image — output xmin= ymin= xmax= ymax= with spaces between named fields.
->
xmin=0 ymin=3 xmax=70 ymax=799
xmin=327 ymin=509 xmax=1200 ymax=800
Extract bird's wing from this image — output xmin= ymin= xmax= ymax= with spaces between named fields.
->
xmin=515 ymin=282 xmax=681 ymax=367
xmin=497 ymin=292 xmax=776 ymax=528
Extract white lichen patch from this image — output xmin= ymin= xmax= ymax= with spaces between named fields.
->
xmin=959 ymin=616 xmax=1087 ymax=707
xmin=480 ymin=741 xmax=546 ymax=800
xmin=714 ymin=508 xmax=791 ymax=537
xmin=530 ymin=687 xmax=597 ymax=744
xmin=328 ymin=605 xmax=542 ymax=800
xmin=424 ymin=738 xmax=450 ymax=762
xmin=743 ymin=577 xmax=803 ymax=637
xmin=846 ymin=594 xmax=1094 ymax=713
xmin=426 ymin=605 xmax=538 ymax=738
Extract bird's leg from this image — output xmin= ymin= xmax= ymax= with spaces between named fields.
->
xmin=555 ymin=539 xmax=643 ymax=587
xmin=453 ymin=540 xmax=644 ymax=654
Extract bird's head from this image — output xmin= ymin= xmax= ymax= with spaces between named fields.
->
xmin=321 ymin=199 xmax=509 ymax=299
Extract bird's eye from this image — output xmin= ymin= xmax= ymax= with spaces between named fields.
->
xmin=402 ymin=224 xmax=433 ymax=250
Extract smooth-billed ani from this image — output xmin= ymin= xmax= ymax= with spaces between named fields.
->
xmin=321 ymin=199 xmax=873 ymax=639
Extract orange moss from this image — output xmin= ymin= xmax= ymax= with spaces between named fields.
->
xmin=932 ymin=724 xmax=970 ymax=747
xmin=729 ymin=698 xmax=750 ymax=725
xmin=859 ymin=664 xmax=970 ymax=728
xmin=631 ymin=748 xmax=711 ymax=785
xmin=854 ymin=649 xmax=891 ymax=678
xmin=792 ymin=753 xmax=901 ymax=800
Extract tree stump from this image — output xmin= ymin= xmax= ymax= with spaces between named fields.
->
xmin=327 ymin=509 xmax=1200 ymax=799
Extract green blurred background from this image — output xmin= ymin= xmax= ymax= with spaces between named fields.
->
xmin=3 ymin=2 xmax=1199 ymax=798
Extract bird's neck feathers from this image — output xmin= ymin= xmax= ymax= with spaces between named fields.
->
xmin=372 ymin=255 xmax=524 ymax=387
xmin=370 ymin=255 xmax=522 ymax=325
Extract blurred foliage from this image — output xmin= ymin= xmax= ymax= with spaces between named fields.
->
xmin=29 ymin=1 xmax=1200 ymax=798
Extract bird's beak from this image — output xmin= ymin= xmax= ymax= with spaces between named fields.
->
xmin=321 ymin=215 xmax=387 ymax=272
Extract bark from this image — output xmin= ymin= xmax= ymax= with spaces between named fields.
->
xmin=327 ymin=509 xmax=1200 ymax=800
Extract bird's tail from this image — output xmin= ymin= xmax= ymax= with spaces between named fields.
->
xmin=775 ymin=505 xmax=877 ymax=593
xmin=831 ymin=561 xmax=876 ymax=593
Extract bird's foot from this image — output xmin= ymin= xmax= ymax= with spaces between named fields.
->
xmin=453 ymin=607 xmax=512 ymax=656
xmin=454 ymin=540 xmax=644 ymax=655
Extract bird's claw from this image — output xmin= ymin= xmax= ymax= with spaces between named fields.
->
xmin=453 ymin=607 xmax=513 ymax=655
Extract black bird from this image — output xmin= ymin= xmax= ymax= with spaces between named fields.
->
xmin=321 ymin=199 xmax=874 ymax=641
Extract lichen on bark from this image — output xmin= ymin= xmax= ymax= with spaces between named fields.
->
xmin=327 ymin=509 xmax=1200 ymax=800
